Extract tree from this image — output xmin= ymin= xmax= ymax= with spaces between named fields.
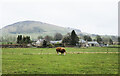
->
xmin=42 ymin=40 xmax=47 ymax=47
xmin=23 ymin=36 xmax=31 ymax=44
xmin=62 ymin=35 xmax=71 ymax=45
xmin=17 ymin=35 xmax=20 ymax=44
xmin=54 ymin=33 xmax=63 ymax=41
xmin=23 ymin=36 xmax=27 ymax=44
xmin=118 ymin=37 xmax=120 ymax=45
xmin=17 ymin=35 xmax=22 ymax=44
xmin=83 ymin=35 xmax=92 ymax=41
xmin=93 ymin=39 xmax=96 ymax=41
xmin=26 ymin=36 xmax=31 ymax=44
xmin=44 ymin=35 xmax=53 ymax=42
xmin=102 ymin=37 xmax=109 ymax=44
xmin=17 ymin=35 xmax=31 ymax=44
xmin=111 ymin=36 xmax=117 ymax=42
xmin=96 ymin=35 xmax=102 ymax=44
xmin=109 ymin=38 xmax=113 ymax=45
xmin=19 ymin=35 xmax=23 ymax=44
xmin=37 ymin=35 xmax=43 ymax=39
xmin=70 ymin=30 xmax=79 ymax=45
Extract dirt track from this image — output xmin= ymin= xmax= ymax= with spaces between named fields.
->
xmin=67 ymin=52 xmax=119 ymax=54
xmin=31 ymin=52 xmax=120 ymax=55
xmin=3 ymin=52 xmax=119 ymax=55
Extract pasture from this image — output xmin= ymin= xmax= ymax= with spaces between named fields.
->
xmin=2 ymin=46 xmax=119 ymax=74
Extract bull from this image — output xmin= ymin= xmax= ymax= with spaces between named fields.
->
xmin=56 ymin=47 xmax=66 ymax=55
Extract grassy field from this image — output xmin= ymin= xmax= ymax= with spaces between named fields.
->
xmin=2 ymin=46 xmax=119 ymax=74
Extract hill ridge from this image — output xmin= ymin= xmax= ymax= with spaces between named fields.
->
xmin=0 ymin=20 xmax=81 ymax=38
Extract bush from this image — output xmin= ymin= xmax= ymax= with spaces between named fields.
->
xmin=7 ymin=42 xmax=13 ymax=44
xmin=54 ymin=43 xmax=63 ymax=47
xmin=48 ymin=43 xmax=54 ymax=48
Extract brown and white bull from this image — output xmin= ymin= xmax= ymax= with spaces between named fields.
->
xmin=56 ymin=47 xmax=66 ymax=55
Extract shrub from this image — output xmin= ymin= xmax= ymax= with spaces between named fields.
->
xmin=54 ymin=43 xmax=63 ymax=47
xmin=48 ymin=43 xmax=54 ymax=48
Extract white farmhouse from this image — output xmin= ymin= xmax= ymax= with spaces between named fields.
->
xmin=36 ymin=39 xmax=44 ymax=46
xmin=79 ymin=39 xmax=99 ymax=47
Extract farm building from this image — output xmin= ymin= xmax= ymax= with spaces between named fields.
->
xmin=78 ymin=39 xmax=87 ymax=47
xmin=50 ymin=40 xmax=62 ymax=44
xmin=79 ymin=39 xmax=86 ymax=43
xmin=99 ymin=43 xmax=109 ymax=47
xmin=79 ymin=39 xmax=99 ymax=47
xmin=36 ymin=39 xmax=44 ymax=46
xmin=87 ymin=41 xmax=99 ymax=47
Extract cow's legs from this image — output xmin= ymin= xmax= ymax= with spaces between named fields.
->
xmin=56 ymin=49 xmax=59 ymax=55
xmin=57 ymin=52 xmax=59 ymax=55
xmin=64 ymin=52 xmax=66 ymax=55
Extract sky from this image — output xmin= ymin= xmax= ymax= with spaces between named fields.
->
xmin=0 ymin=0 xmax=119 ymax=35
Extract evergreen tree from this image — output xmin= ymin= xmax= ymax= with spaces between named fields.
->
xmin=42 ymin=40 xmax=47 ymax=47
xmin=17 ymin=35 xmax=22 ymax=44
xmin=70 ymin=30 xmax=79 ymax=45
xmin=27 ymin=36 xmax=31 ymax=43
xmin=22 ymin=36 xmax=27 ymax=44
xmin=19 ymin=35 xmax=22 ymax=44
xmin=17 ymin=35 xmax=20 ymax=44
xmin=17 ymin=35 xmax=31 ymax=44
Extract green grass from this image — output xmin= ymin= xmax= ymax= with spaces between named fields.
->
xmin=2 ymin=47 xmax=119 ymax=74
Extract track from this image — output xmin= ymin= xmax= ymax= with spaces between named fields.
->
xmin=26 ymin=52 xmax=120 ymax=55
xmin=3 ymin=52 xmax=119 ymax=55
xmin=67 ymin=52 xmax=119 ymax=54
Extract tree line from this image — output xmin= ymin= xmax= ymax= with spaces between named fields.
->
xmin=17 ymin=35 xmax=31 ymax=44
xmin=36 ymin=30 xmax=114 ymax=46
xmin=2 ymin=30 xmax=116 ymax=45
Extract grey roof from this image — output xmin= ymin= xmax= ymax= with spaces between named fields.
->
xmin=36 ymin=39 xmax=44 ymax=44
xmin=88 ymin=41 xmax=99 ymax=44
xmin=50 ymin=40 xmax=62 ymax=44
xmin=79 ymin=39 xmax=86 ymax=43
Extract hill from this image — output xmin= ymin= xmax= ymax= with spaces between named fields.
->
xmin=0 ymin=20 xmax=81 ymax=38
xmin=0 ymin=20 xmax=118 ymax=42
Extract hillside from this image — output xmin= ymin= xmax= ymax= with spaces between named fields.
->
xmin=0 ymin=20 xmax=118 ymax=42
xmin=0 ymin=20 xmax=81 ymax=38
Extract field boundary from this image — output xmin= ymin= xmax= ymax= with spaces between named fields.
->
xmin=67 ymin=52 xmax=119 ymax=54
xmin=3 ymin=52 xmax=120 ymax=55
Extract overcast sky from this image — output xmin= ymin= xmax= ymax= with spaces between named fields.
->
xmin=0 ymin=0 xmax=119 ymax=35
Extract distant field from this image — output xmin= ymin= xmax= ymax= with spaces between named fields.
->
xmin=2 ymin=46 xmax=119 ymax=74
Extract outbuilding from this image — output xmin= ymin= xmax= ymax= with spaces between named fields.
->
xmin=87 ymin=41 xmax=99 ymax=47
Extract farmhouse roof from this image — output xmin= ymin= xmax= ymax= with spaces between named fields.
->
xmin=87 ymin=41 xmax=99 ymax=44
xmin=50 ymin=40 xmax=62 ymax=44
xmin=79 ymin=39 xmax=86 ymax=43
xmin=36 ymin=39 xmax=44 ymax=44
